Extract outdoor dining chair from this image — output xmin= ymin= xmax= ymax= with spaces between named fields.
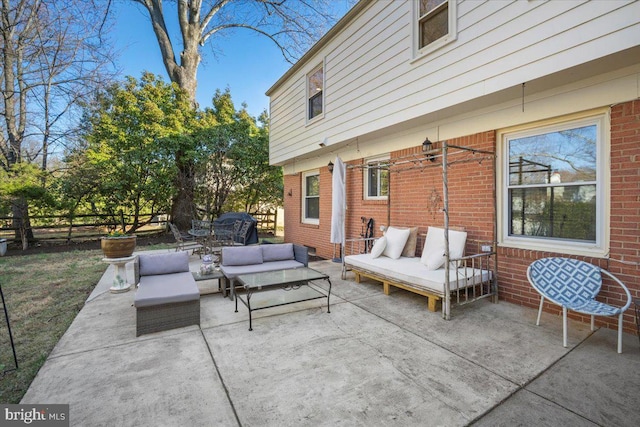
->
xmin=527 ymin=257 xmax=632 ymax=353
xmin=235 ymin=221 xmax=252 ymax=245
xmin=168 ymin=222 xmax=203 ymax=255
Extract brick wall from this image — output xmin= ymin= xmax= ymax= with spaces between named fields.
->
xmin=499 ymin=100 xmax=640 ymax=334
xmin=283 ymin=100 xmax=640 ymax=334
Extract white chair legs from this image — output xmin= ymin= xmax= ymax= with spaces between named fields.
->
xmin=536 ymin=296 xmax=544 ymax=326
xmin=541 ymin=303 xmax=624 ymax=353
xmin=617 ymin=312 xmax=623 ymax=354
xmin=563 ymin=306 xmax=568 ymax=348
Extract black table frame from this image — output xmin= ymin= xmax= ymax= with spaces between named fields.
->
xmin=234 ymin=268 xmax=332 ymax=331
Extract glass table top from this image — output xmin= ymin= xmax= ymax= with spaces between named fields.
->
xmin=237 ymin=267 xmax=328 ymax=289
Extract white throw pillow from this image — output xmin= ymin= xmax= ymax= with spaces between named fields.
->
xmin=423 ymin=244 xmax=445 ymax=270
xmin=448 ymin=228 xmax=468 ymax=264
xmin=382 ymin=226 xmax=411 ymax=259
xmin=370 ymin=236 xmax=387 ymax=258
xmin=420 ymin=227 xmax=467 ymax=269
xmin=420 ymin=227 xmax=445 ymax=268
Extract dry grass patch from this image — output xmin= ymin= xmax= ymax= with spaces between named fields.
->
xmin=0 ymin=249 xmax=105 ymax=403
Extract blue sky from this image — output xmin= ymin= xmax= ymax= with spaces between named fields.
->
xmin=112 ymin=1 xmax=353 ymax=119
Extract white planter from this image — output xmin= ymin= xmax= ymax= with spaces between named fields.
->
xmin=0 ymin=239 xmax=7 ymax=256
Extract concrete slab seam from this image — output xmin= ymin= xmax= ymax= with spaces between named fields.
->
xmin=199 ymin=328 xmax=242 ymax=427
xmin=469 ymin=329 xmax=599 ymax=426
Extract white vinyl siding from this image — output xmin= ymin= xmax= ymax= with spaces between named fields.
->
xmin=268 ymin=0 xmax=640 ymax=166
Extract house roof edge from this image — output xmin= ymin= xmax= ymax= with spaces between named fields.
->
xmin=265 ymin=0 xmax=369 ymax=97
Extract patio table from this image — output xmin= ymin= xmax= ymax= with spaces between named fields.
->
xmin=234 ymin=267 xmax=331 ymax=331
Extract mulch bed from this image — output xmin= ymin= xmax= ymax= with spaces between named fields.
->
xmin=2 ymin=232 xmax=328 ymax=262
xmin=1 ymin=233 xmax=175 ymax=257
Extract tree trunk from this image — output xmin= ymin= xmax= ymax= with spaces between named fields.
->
xmin=12 ymin=197 xmax=33 ymax=249
xmin=138 ymin=0 xmax=203 ymax=229
xmin=171 ymin=153 xmax=196 ymax=230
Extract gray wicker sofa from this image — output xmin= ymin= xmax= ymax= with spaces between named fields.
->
xmin=220 ymin=243 xmax=308 ymax=298
xmin=133 ymin=251 xmax=200 ymax=336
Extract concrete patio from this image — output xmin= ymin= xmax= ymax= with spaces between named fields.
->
xmin=21 ymin=251 xmax=640 ymax=426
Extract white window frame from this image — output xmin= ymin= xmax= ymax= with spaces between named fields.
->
xmin=306 ymin=63 xmax=324 ymax=124
xmin=364 ymin=155 xmax=390 ymax=200
xmin=412 ymin=0 xmax=457 ymax=59
xmin=302 ymin=170 xmax=320 ymax=225
xmin=497 ymin=111 xmax=610 ymax=258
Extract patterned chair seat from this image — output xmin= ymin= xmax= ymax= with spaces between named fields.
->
xmin=527 ymin=257 xmax=632 ymax=353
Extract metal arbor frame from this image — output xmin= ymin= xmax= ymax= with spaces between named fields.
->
xmin=342 ymin=140 xmax=498 ymax=319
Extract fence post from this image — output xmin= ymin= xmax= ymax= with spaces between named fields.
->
xmin=66 ymin=213 xmax=74 ymax=242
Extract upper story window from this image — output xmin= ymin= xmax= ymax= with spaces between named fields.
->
xmin=414 ymin=0 xmax=457 ymax=56
xmin=499 ymin=113 xmax=608 ymax=257
xmin=307 ymin=65 xmax=324 ymax=121
xmin=364 ymin=156 xmax=389 ymax=200
xmin=302 ymin=170 xmax=320 ymax=224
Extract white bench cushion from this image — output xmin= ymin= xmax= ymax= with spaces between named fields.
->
xmin=345 ymin=254 xmax=491 ymax=296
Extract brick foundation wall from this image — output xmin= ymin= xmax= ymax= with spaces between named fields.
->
xmin=497 ymin=101 xmax=640 ymax=334
xmin=283 ymin=100 xmax=640 ymax=334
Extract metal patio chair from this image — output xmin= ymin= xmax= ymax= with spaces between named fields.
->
xmin=235 ymin=220 xmax=252 ymax=245
xmin=527 ymin=257 xmax=632 ymax=353
xmin=168 ymin=222 xmax=203 ymax=255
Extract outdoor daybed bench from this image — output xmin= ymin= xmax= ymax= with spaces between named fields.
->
xmin=343 ymin=226 xmax=496 ymax=315
xmin=220 ymin=243 xmax=308 ymax=298
xmin=133 ymin=251 xmax=200 ymax=336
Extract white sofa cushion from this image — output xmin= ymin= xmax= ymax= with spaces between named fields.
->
xmin=370 ymin=236 xmax=387 ymax=258
xmin=345 ymin=254 xmax=491 ymax=295
xmin=420 ymin=227 xmax=467 ymax=268
xmin=382 ymin=226 xmax=410 ymax=259
xmin=423 ymin=243 xmax=445 ymax=270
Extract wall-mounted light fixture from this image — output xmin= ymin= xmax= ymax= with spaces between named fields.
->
xmin=287 ymin=189 xmax=293 ymax=196
xmin=327 ymin=161 xmax=334 ymax=174
xmin=422 ymin=137 xmax=436 ymax=162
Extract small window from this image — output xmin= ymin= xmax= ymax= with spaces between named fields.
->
xmin=307 ymin=65 xmax=323 ymax=121
xmin=500 ymin=114 xmax=608 ymax=255
xmin=364 ymin=156 xmax=389 ymax=200
xmin=414 ymin=0 xmax=456 ymax=56
xmin=302 ymin=171 xmax=320 ymax=224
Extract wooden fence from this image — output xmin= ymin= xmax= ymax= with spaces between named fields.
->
xmin=250 ymin=211 xmax=277 ymax=234
xmin=0 ymin=212 xmax=168 ymax=243
xmin=0 ymin=210 xmax=278 ymax=244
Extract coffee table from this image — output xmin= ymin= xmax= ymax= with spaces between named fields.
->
xmin=234 ymin=267 xmax=331 ymax=331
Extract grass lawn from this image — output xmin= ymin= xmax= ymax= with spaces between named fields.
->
xmin=0 ymin=243 xmax=172 ymax=403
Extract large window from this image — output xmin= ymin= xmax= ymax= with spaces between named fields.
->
xmin=302 ymin=171 xmax=320 ymax=224
xmin=364 ymin=156 xmax=389 ymax=200
xmin=307 ymin=65 xmax=323 ymax=121
xmin=501 ymin=114 xmax=608 ymax=255
xmin=415 ymin=0 xmax=456 ymax=53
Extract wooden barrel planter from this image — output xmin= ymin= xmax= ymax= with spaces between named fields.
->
xmin=101 ymin=236 xmax=137 ymax=258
